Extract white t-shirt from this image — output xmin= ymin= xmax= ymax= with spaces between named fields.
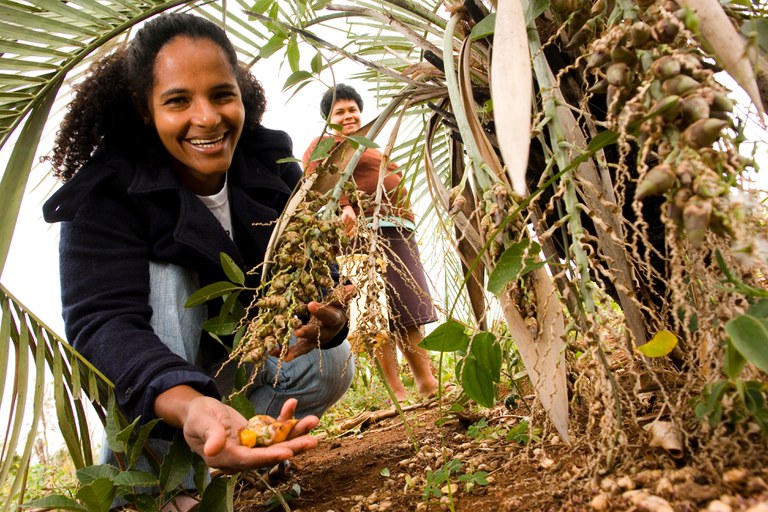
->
xmin=196 ymin=178 xmax=233 ymax=240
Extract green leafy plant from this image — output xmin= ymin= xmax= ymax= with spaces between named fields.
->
xmin=420 ymin=321 xmax=502 ymax=408
xmin=457 ymin=470 xmax=490 ymax=493
xmin=506 ymin=419 xmax=540 ymax=445
xmin=693 ymin=253 xmax=768 ymax=435
xmin=422 ymin=458 xmax=462 ymax=501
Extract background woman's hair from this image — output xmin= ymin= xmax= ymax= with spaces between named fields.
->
xmin=320 ymin=83 xmax=364 ymax=119
xmin=49 ymin=12 xmax=266 ymax=181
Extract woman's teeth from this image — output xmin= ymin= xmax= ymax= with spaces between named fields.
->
xmin=189 ymin=134 xmax=225 ymax=147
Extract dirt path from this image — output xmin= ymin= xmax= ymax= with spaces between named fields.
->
xmin=233 ymin=403 xmax=768 ymax=512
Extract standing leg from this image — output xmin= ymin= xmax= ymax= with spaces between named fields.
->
xmin=373 ymin=336 xmax=407 ymax=402
xmin=397 ymin=325 xmax=439 ymax=398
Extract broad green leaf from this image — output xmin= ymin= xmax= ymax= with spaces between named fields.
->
xmin=723 ymin=339 xmax=747 ymax=380
xmin=486 ymin=239 xmax=544 ymax=294
xmin=458 ymin=355 xmax=497 ymax=408
xmin=77 ymin=464 xmax=119 ymax=484
xmin=128 ymin=418 xmax=162 ymax=470
xmin=283 ymin=70 xmax=313 ymax=91
xmin=636 ymin=329 xmax=678 ymax=357
xmin=220 ymin=290 xmax=245 ymax=319
xmin=469 ymin=13 xmax=495 ymax=40
xmin=347 ymin=135 xmax=379 ymax=149
xmin=75 ymin=478 xmax=116 ymax=512
xmin=185 ymin=282 xmax=241 ymax=307
xmin=199 ymin=476 xmax=236 ymax=512
xmin=309 ymin=136 xmax=336 ymax=162
xmin=287 ymin=36 xmax=300 ymax=73
xmin=420 ymin=319 xmax=469 ymax=352
xmin=227 ymin=391 xmax=256 ymax=420
xmin=21 ymin=495 xmax=86 ymax=511
xmin=203 ymin=316 xmax=239 ymax=336
xmin=310 ymin=50 xmax=323 ymax=74
xmin=193 ymin=454 xmax=209 ymax=495
xmin=159 ymin=433 xmax=194 ymax=493
xmin=113 ymin=470 xmax=159 ymax=488
xmin=725 ymin=314 xmax=768 ymax=373
xmin=259 ymin=33 xmax=287 ymax=59
xmin=748 ymin=299 xmax=768 ymax=319
xmin=468 ymin=332 xmax=501 ymax=383
xmin=220 ymin=252 xmax=245 ymax=286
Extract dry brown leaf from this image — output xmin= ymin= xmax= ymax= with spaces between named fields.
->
xmin=490 ymin=0 xmax=532 ymax=196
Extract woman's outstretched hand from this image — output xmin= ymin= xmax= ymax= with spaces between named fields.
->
xmin=155 ymin=388 xmax=318 ymax=473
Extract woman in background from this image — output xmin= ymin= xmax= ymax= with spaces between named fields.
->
xmin=303 ymin=83 xmax=441 ymax=403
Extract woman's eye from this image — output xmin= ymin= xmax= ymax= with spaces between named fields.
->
xmin=164 ymin=96 xmax=187 ymax=106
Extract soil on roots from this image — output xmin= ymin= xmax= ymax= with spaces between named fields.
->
xmin=231 ymin=400 xmax=768 ymax=511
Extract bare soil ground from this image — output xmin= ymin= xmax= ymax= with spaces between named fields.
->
xmin=231 ymin=399 xmax=768 ymax=512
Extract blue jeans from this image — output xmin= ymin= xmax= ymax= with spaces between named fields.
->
xmin=102 ymin=262 xmax=355 ymax=501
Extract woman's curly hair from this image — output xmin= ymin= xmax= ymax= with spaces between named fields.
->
xmin=49 ymin=12 xmax=266 ymax=182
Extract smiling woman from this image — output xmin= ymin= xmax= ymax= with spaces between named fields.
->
xmin=37 ymin=12 xmax=355 ymax=509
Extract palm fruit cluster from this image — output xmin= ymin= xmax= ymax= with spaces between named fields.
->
xmin=583 ymin=1 xmax=745 ymax=247
xmin=238 ymin=414 xmax=299 ymax=447
xmin=550 ymin=0 xmax=610 ymax=51
xmin=236 ymin=190 xmax=348 ymax=364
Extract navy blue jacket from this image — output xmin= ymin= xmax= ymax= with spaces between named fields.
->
xmin=43 ymin=125 xmax=345 ymax=427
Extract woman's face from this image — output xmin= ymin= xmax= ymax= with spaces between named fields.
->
xmin=147 ymin=36 xmax=244 ymax=195
xmin=330 ymin=98 xmax=361 ymax=136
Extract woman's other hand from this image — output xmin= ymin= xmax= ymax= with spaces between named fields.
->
xmin=278 ymin=284 xmax=353 ymax=361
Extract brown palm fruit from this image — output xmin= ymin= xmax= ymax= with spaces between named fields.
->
xmin=653 ymin=17 xmax=680 ymax=43
xmin=611 ymin=45 xmax=636 ymax=65
xmin=630 ymin=21 xmax=653 ymax=47
xmin=668 ymin=188 xmax=692 ymax=225
xmin=606 ymin=62 xmax=632 ymax=87
xmin=636 ymin=163 xmax=677 ymax=200
xmin=681 ymin=118 xmax=728 ymax=149
xmin=652 ymin=95 xmax=681 ymax=121
xmin=683 ymin=199 xmax=712 ymax=247
xmin=681 ymin=95 xmax=711 ymax=124
xmin=238 ymin=415 xmax=299 ymax=447
xmin=586 ymin=45 xmax=611 ymax=70
xmin=651 ymin=55 xmax=681 ymax=80
xmin=663 ymin=74 xmax=700 ymax=96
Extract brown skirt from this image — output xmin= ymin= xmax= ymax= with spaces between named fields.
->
xmin=378 ymin=226 xmax=438 ymax=330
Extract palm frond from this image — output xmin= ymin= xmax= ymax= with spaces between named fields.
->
xmin=1 ymin=284 xmax=113 ymax=510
